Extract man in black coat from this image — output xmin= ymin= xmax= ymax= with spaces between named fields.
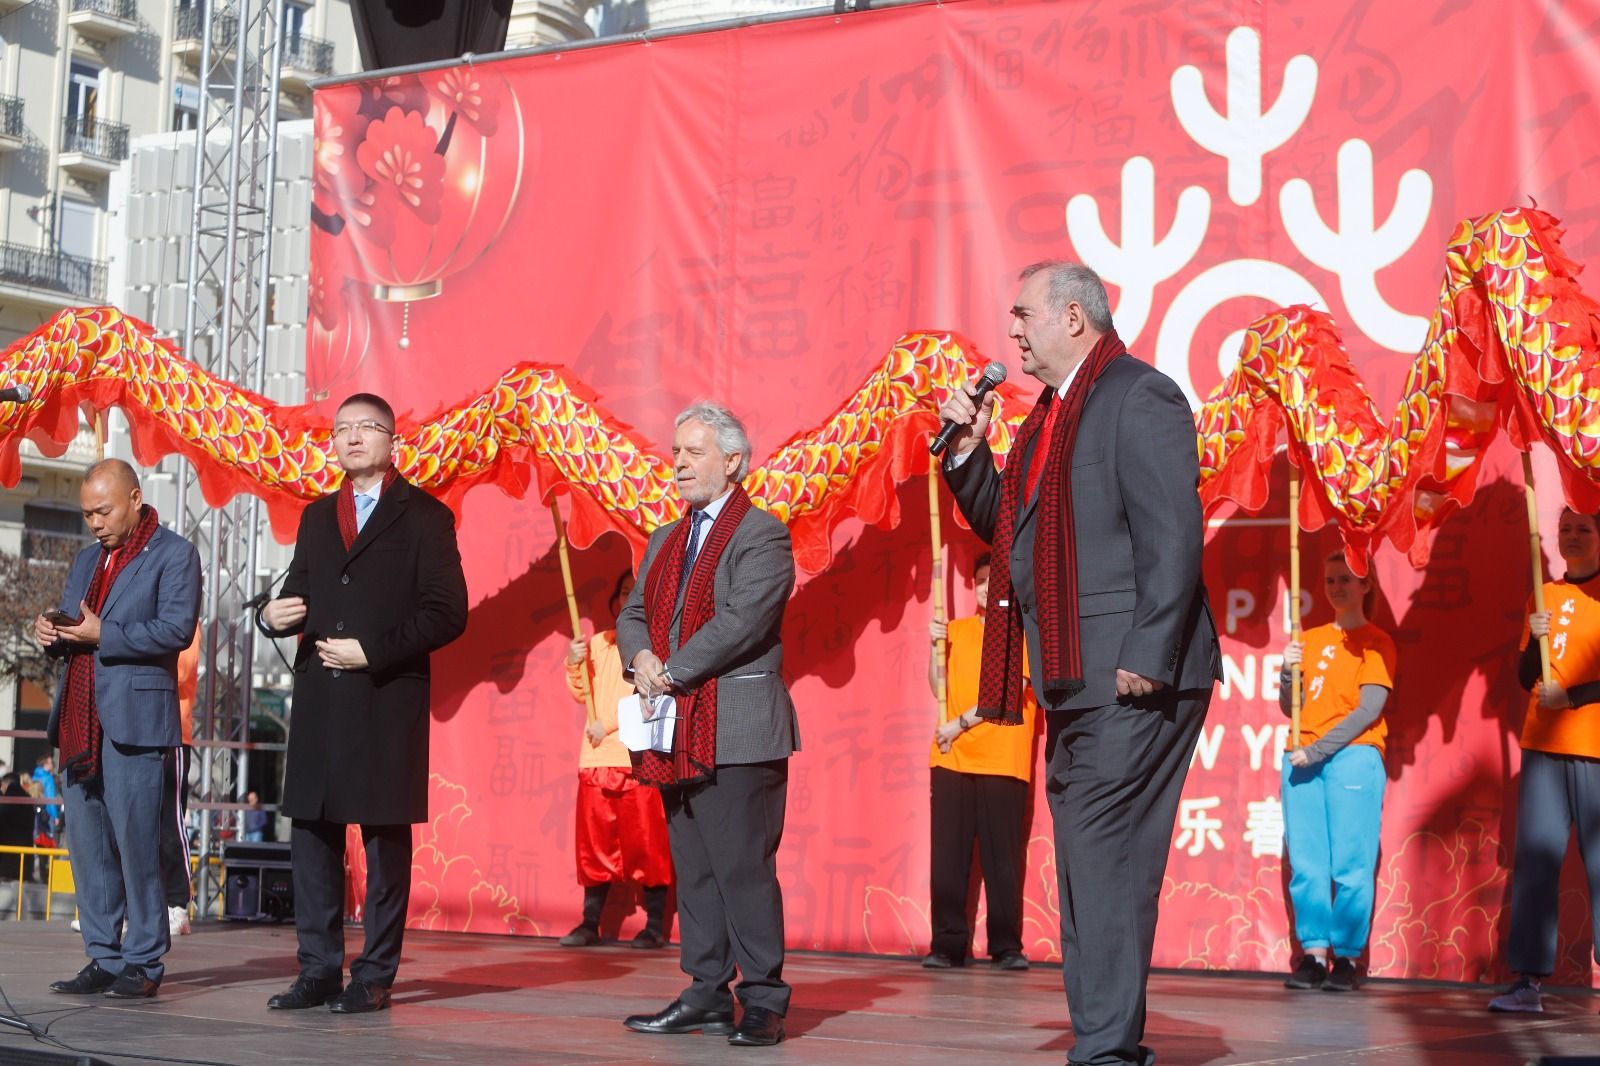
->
xmin=260 ymin=392 xmax=468 ymax=1015
xmin=938 ymin=262 xmax=1219 ymax=1066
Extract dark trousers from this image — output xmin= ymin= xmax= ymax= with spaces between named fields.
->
xmin=929 ymin=765 xmax=1028 ymax=961
xmin=662 ymin=760 xmax=789 ymax=1015
xmin=1046 ymin=692 xmax=1210 ymax=1066
xmin=291 ymin=819 xmax=413 ymax=987
xmin=159 ymin=745 xmax=192 ymax=908
xmin=63 ymin=742 xmax=170 ymax=981
xmin=1506 ymin=749 xmax=1600 ymax=974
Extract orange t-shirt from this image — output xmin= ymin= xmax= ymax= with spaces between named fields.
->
xmin=564 ymin=630 xmax=634 ymax=770
xmin=1292 ymin=622 xmax=1395 ymax=756
xmin=1521 ymin=578 xmax=1600 ymax=759
xmin=928 ymin=614 xmax=1038 ymax=782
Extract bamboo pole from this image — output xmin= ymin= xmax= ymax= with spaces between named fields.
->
xmin=93 ymin=411 xmax=105 ymax=461
xmin=550 ymin=500 xmax=597 ymax=724
xmin=929 ymin=464 xmax=949 ymax=727
xmin=1522 ymin=451 xmax=1553 ymax=686
xmin=1289 ymin=464 xmax=1302 ymax=748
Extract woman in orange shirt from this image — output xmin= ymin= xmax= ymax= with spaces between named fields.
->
xmin=561 ymin=572 xmax=672 ymax=949
xmin=1489 ymin=507 xmax=1600 ymax=1013
xmin=923 ymin=554 xmax=1037 ymax=971
xmin=1278 ymin=553 xmax=1395 ymax=993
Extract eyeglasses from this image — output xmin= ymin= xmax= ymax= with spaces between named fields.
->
xmin=333 ymin=420 xmax=394 ymax=437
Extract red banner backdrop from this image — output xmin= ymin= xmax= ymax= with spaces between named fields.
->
xmin=311 ymin=0 xmax=1600 ymax=982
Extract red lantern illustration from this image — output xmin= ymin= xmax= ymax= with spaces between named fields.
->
xmin=314 ymin=70 xmax=531 ymax=350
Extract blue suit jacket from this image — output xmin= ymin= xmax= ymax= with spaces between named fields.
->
xmin=47 ymin=525 xmax=202 ymax=749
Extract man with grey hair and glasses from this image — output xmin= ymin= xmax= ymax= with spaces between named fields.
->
xmin=617 ymin=401 xmax=799 ymax=1047
xmin=937 ymin=262 xmax=1220 ymax=1066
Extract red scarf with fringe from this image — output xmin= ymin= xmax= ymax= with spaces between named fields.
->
xmin=338 ymin=467 xmax=400 ymax=550
xmin=636 ymin=487 xmax=753 ymax=786
xmin=59 ymin=505 xmax=162 ymax=785
xmin=977 ymin=332 xmax=1127 ymax=720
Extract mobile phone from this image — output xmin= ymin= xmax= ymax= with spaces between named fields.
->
xmin=43 ymin=609 xmax=83 ymax=627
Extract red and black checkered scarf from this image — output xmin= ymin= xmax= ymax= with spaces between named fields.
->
xmin=636 ymin=486 xmax=753 ymax=786
xmin=977 ymin=332 xmax=1127 ymax=722
xmin=58 ymin=505 xmax=162 ymax=785
xmin=337 ymin=466 xmax=400 ymax=550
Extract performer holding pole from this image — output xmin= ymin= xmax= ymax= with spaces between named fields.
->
xmin=1488 ymin=505 xmax=1600 ymax=1013
xmin=561 ymin=570 xmax=673 ymax=949
xmin=1277 ymin=553 xmax=1395 ymax=993
xmin=923 ymin=553 xmax=1036 ymax=972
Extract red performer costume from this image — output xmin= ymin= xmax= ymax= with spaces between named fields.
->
xmin=561 ymin=575 xmax=673 ymax=948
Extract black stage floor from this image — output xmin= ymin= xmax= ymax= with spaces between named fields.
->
xmin=0 ymin=922 xmax=1594 ymax=1065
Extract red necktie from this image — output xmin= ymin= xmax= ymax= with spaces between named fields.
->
xmin=1024 ymin=396 xmax=1064 ymax=502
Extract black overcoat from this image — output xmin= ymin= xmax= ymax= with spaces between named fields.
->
xmin=273 ymin=478 xmax=468 ymax=824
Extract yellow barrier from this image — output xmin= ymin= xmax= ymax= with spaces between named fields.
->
xmin=0 ymin=846 xmax=225 ymax=922
xmin=0 ymin=844 xmax=72 ymax=921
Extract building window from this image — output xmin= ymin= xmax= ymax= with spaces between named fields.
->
xmin=67 ymin=61 xmax=101 ymax=136
xmin=283 ymin=1 xmax=309 ymax=47
xmin=174 ymin=82 xmax=199 ymax=132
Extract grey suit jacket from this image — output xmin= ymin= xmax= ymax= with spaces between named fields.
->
xmin=617 ymin=500 xmax=800 ymax=765
xmin=946 ymin=355 xmax=1221 ymax=710
xmin=46 ymin=525 xmax=203 ymax=748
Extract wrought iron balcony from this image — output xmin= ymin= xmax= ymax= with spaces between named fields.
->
xmin=71 ymin=0 xmax=137 ymax=18
xmin=0 ymin=241 xmax=108 ymax=303
xmin=68 ymin=0 xmax=139 ymax=40
xmin=174 ymin=5 xmax=239 ymax=50
xmin=60 ymin=114 xmax=129 ymax=170
xmin=0 ymin=95 xmax=23 ymax=143
xmin=281 ymin=32 xmax=334 ymax=78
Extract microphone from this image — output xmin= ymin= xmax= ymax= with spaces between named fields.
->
xmin=929 ymin=362 xmax=1007 ymax=457
xmin=0 ymin=385 xmax=32 ymax=403
xmin=243 ymin=590 xmax=272 ymax=611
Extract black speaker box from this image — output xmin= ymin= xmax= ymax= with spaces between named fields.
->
xmin=221 ymin=840 xmax=294 ymax=921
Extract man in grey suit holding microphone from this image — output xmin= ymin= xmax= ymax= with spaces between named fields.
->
xmin=939 ymin=262 xmax=1220 ymax=1066
xmin=617 ymin=401 xmax=798 ymax=1048
xmin=34 ymin=459 xmax=201 ymax=1000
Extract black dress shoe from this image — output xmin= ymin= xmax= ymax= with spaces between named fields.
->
xmin=268 ymin=974 xmax=344 ymax=1010
xmin=629 ymin=927 xmax=666 ymax=950
xmin=920 ymin=952 xmax=957 ymax=969
xmin=50 ymin=961 xmax=117 ymax=995
xmin=991 ymin=950 xmax=1030 ymax=971
xmin=728 ymin=1005 xmax=785 ymax=1046
xmin=328 ymin=979 xmax=390 ymax=1014
xmin=103 ymin=966 xmax=159 ymax=1000
xmin=623 ymin=999 xmax=734 ymax=1035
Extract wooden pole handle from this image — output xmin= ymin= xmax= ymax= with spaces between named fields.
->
xmin=551 ymin=500 xmax=598 ymax=724
xmin=1522 ymin=451 xmax=1553 ymax=687
xmin=929 ymin=463 xmax=949 ymax=726
xmin=1289 ymin=464 xmax=1302 ymax=748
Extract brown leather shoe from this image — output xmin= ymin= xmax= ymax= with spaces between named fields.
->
xmin=103 ymin=966 xmax=159 ymax=1000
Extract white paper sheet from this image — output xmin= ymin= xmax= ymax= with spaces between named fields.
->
xmin=617 ymin=694 xmax=677 ymax=753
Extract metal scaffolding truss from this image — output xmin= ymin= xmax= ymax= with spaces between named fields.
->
xmin=176 ymin=0 xmax=286 ymax=917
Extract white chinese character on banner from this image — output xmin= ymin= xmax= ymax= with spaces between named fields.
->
xmin=1174 ymin=797 xmax=1226 ymax=857
xmin=1243 ymin=796 xmax=1285 ymax=858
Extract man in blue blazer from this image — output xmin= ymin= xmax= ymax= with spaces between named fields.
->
xmin=34 ymin=459 xmax=201 ymax=999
